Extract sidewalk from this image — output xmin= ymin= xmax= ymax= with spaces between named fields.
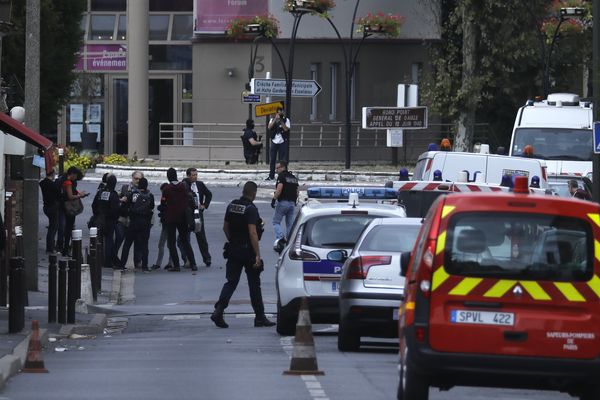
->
xmin=0 ymin=243 xmax=120 ymax=388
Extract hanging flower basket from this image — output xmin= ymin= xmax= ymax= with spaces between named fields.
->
xmin=284 ymin=0 xmax=335 ymax=14
xmin=356 ymin=13 xmax=404 ymax=38
xmin=225 ymin=15 xmax=280 ymax=39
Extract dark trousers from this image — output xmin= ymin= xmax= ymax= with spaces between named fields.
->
xmin=120 ymin=219 xmax=150 ymax=268
xmin=114 ymin=222 xmax=127 ymax=257
xmin=269 ymin=141 xmax=287 ymax=179
xmin=215 ymin=245 xmax=264 ymax=316
xmin=62 ymin=214 xmax=76 ymax=255
xmin=102 ymin=222 xmax=116 ymax=269
xmin=166 ymin=221 xmax=196 ymax=268
xmin=43 ymin=204 xmax=59 ymax=252
xmin=177 ymin=212 xmax=211 ymax=264
xmin=56 ymin=207 xmax=66 ymax=251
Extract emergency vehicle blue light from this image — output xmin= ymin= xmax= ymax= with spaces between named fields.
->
xmin=307 ymin=187 xmax=397 ymax=199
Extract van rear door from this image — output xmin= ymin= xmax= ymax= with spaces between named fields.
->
xmin=428 ymin=197 xmax=600 ymax=359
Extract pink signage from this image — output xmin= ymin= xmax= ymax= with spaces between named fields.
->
xmin=194 ymin=0 xmax=269 ymax=34
xmin=74 ymin=45 xmax=127 ymax=72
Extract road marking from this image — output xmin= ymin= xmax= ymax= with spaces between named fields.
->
xmin=280 ymin=338 xmax=330 ymax=400
xmin=163 ymin=315 xmax=201 ymax=320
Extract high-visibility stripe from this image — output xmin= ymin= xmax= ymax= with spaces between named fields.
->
xmin=596 ymin=239 xmax=600 ymax=263
xmin=405 ymin=302 xmax=415 ymax=310
xmin=436 ymin=231 xmax=446 ymax=255
xmin=554 ymin=282 xmax=586 ymax=302
xmin=441 ymin=205 xmax=455 ymax=219
xmin=587 ymin=275 xmax=600 ymax=298
xmin=449 ymin=278 xmax=482 ymax=296
xmin=588 ymin=213 xmax=600 ymax=228
xmin=520 ymin=281 xmax=551 ymax=301
xmin=432 ymin=266 xmax=449 ymax=292
xmin=484 ymin=280 xmax=517 ymax=298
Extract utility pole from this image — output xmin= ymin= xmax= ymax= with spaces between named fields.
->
xmin=23 ymin=0 xmax=40 ymax=289
xmin=593 ymin=0 xmax=600 ymax=203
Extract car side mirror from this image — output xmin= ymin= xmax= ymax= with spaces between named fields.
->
xmin=327 ymin=249 xmax=347 ymax=263
xmin=400 ymin=252 xmax=411 ymax=277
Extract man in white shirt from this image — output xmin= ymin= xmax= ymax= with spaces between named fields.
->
xmin=267 ymin=107 xmax=291 ymax=180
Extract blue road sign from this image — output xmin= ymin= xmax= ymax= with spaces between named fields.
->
xmin=594 ymin=121 xmax=600 ymax=154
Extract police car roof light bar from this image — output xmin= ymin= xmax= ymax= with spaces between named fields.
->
xmin=307 ymin=187 xmax=398 ymax=200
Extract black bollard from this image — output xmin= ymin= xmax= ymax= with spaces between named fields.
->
xmin=89 ymin=228 xmax=98 ymax=301
xmin=15 ymin=226 xmax=23 ymax=257
xmin=48 ymin=254 xmax=58 ymax=323
xmin=67 ymin=258 xmax=77 ymax=324
xmin=72 ymin=230 xmax=82 ymax=301
xmin=57 ymin=259 xmax=67 ymax=324
xmin=96 ymin=236 xmax=104 ymax=292
xmin=8 ymin=257 xmax=25 ymax=333
xmin=58 ymin=147 xmax=64 ymax=176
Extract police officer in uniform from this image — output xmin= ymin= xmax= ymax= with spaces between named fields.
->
xmin=271 ymin=160 xmax=299 ymax=253
xmin=211 ymin=181 xmax=275 ymax=328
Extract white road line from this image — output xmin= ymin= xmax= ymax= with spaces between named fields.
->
xmin=163 ymin=315 xmax=201 ymax=320
xmin=280 ymin=338 xmax=330 ymax=400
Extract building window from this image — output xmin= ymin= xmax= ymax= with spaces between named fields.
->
xmin=89 ymin=15 xmax=115 ymax=40
xmin=150 ymin=0 xmax=193 ymax=11
xmin=182 ymin=73 xmax=192 ymax=99
xmin=172 ymin=15 xmax=193 ymax=40
xmin=117 ymin=15 xmax=127 ymax=40
xmin=149 ymin=45 xmax=192 ymax=70
xmin=91 ymin=0 xmax=126 ymax=12
xmin=351 ymin=64 xmax=358 ymax=120
xmin=310 ymin=63 xmax=319 ymax=121
xmin=149 ymin=15 xmax=170 ymax=41
xmin=329 ymin=63 xmax=338 ymax=121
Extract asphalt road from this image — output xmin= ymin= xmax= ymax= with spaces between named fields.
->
xmin=0 ymin=182 xmax=575 ymax=399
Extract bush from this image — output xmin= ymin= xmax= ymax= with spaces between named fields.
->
xmin=103 ymin=153 xmax=128 ymax=165
xmin=64 ymin=155 xmax=92 ymax=172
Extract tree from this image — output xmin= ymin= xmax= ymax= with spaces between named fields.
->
xmin=423 ymin=0 xmax=590 ymax=151
xmin=2 ymin=0 xmax=86 ymax=135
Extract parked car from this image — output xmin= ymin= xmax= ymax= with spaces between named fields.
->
xmin=275 ymin=187 xmax=407 ymax=336
xmin=335 ymin=217 xmax=422 ymax=351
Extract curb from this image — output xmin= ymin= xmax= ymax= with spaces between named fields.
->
xmin=59 ymin=314 xmax=108 ymax=336
xmin=0 ymin=328 xmax=48 ymax=389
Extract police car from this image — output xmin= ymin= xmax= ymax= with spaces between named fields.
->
xmin=397 ymin=176 xmax=600 ymax=400
xmin=275 ymin=187 xmax=407 ymax=336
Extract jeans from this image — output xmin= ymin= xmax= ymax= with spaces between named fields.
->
xmin=120 ymin=219 xmax=150 ymax=268
xmin=269 ymin=141 xmax=287 ymax=179
xmin=273 ymin=200 xmax=296 ymax=241
xmin=215 ymin=244 xmax=264 ymax=316
xmin=43 ymin=204 xmax=59 ymax=252
xmin=166 ymin=221 xmax=196 ymax=268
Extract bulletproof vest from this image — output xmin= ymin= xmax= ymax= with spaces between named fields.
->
xmin=227 ymin=197 xmax=255 ymax=243
xmin=131 ymin=191 xmax=153 ymax=216
xmin=279 ymin=171 xmax=299 ymax=201
xmin=97 ymin=190 xmax=113 ymax=215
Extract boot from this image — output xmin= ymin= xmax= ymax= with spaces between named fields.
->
xmin=210 ymin=308 xmax=229 ymax=328
xmin=254 ymin=315 xmax=275 ymax=327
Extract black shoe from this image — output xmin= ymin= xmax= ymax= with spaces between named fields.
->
xmin=166 ymin=266 xmax=181 ymax=272
xmin=210 ymin=313 xmax=229 ymax=328
xmin=265 ymin=176 xmax=273 ymax=181
xmin=190 ymin=265 xmax=198 ymax=272
xmin=113 ymin=265 xmax=126 ymax=271
xmin=205 ymin=260 xmax=211 ymax=267
xmin=142 ymin=266 xmax=150 ymax=273
xmin=163 ymin=264 xmax=172 ymax=270
xmin=150 ymin=264 xmax=161 ymax=271
xmin=254 ymin=316 xmax=275 ymax=327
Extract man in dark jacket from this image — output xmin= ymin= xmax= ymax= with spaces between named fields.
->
xmin=179 ymin=167 xmax=212 ymax=267
xmin=92 ymin=175 xmax=121 ymax=269
xmin=119 ymin=177 xmax=154 ymax=271
xmin=39 ymin=169 xmax=60 ymax=253
xmin=242 ymin=119 xmax=262 ymax=164
xmin=163 ymin=168 xmax=197 ymax=272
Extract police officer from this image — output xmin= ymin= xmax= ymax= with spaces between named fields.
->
xmin=211 ymin=181 xmax=275 ymax=328
xmin=271 ymin=160 xmax=298 ymax=253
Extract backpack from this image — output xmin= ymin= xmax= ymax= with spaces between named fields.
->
xmin=130 ymin=191 xmax=153 ymax=217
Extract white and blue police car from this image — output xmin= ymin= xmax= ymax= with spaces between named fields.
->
xmin=275 ymin=187 xmax=407 ymax=335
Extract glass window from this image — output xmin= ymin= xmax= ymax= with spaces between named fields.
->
xmin=89 ymin=15 xmax=115 ymax=40
xmin=149 ymin=45 xmax=192 ymax=70
xmin=310 ymin=64 xmax=319 ymax=121
xmin=360 ymin=225 xmax=420 ymax=253
xmin=91 ymin=0 xmax=126 ymax=11
xmin=329 ymin=63 xmax=338 ymax=120
xmin=305 ymin=215 xmax=378 ymax=248
xmin=444 ymin=212 xmax=593 ymax=282
xmin=512 ymin=128 xmax=593 ymax=161
xmin=117 ymin=15 xmax=126 ymax=40
xmin=172 ymin=15 xmax=193 ymax=40
xmin=182 ymin=74 xmax=192 ymax=99
xmin=149 ymin=15 xmax=170 ymax=40
xmin=182 ymin=103 xmax=192 ymax=123
xmin=150 ymin=0 xmax=193 ymax=11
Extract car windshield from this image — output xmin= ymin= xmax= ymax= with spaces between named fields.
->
xmin=305 ymin=215 xmax=378 ymax=248
xmin=359 ymin=224 xmax=420 ymax=253
xmin=512 ymin=128 xmax=592 ymax=161
xmin=445 ymin=212 xmax=593 ymax=282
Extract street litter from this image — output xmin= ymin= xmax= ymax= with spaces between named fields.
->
xmin=54 ymin=347 xmax=67 ymax=352
xmin=69 ymin=333 xmax=95 ymax=340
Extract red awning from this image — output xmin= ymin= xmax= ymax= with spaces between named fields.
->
xmin=0 ymin=111 xmax=53 ymax=150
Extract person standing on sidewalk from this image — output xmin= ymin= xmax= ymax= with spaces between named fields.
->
xmin=115 ymin=170 xmax=144 ymax=266
xmin=181 ymin=167 xmax=212 ymax=267
xmin=271 ymin=160 xmax=298 ymax=253
xmin=266 ymin=107 xmax=290 ymax=181
xmin=151 ymin=183 xmax=174 ymax=270
xmin=92 ymin=175 xmax=121 ymax=269
xmin=211 ymin=181 xmax=275 ymax=328
xmin=119 ymin=177 xmax=154 ymax=271
xmin=58 ymin=167 xmax=88 ymax=256
xmin=162 ymin=168 xmax=197 ymax=272
xmin=39 ymin=168 xmax=60 ymax=253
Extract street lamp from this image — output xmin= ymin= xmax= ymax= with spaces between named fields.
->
xmin=543 ymin=6 xmax=585 ymax=96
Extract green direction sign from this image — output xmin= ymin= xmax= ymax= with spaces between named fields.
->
xmin=362 ymin=107 xmax=428 ymax=130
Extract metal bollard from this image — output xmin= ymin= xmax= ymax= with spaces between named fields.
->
xmin=48 ymin=254 xmax=58 ymax=323
xmin=58 ymin=147 xmax=64 ymax=176
xmin=57 ymin=259 xmax=67 ymax=324
xmin=67 ymin=258 xmax=77 ymax=324
xmin=8 ymin=257 xmax=25 ymax=333
xmin=15 ymin=226 xmax=23 ymax=258
xmin=96 ymin=236 xmax=104 ymax=292
xmin=72 ymin=230 xmax=82 ymax=301
xmin=89 ymin=227 xmax=98 ymax=301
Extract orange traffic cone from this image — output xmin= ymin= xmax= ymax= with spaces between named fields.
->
xmin=284 ymin=297 xmax=324 ymax=375
xmin=22 ymin=320 xmax=48 ymax=373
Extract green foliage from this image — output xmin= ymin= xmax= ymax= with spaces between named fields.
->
xmin=2 ymin=0 xmax=86 ymax=134
xmin=225 ymin=15 xmax=280 ymax=39
xmin=64 ymin=155 xmax=92 ymax=172
xmin=103 ymin=154 xmax=128 ymax=165
xmin=284 ymin=0 xmax=336 ymax=15
xmin=356 ymin=13 xmax=404 ymax=37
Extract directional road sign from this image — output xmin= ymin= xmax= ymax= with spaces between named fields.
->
xmin=251 ymin=78 xmax=322 ymax=97
xmin=255 ymin=101 xmax=285 ymax=118
xmin=594 ymin=121 xmax=600 ymax=154
xmin=241 ymin=91 xmax=261 ymax=104
xmin=362 ymin=106 xmax=428 ymax=130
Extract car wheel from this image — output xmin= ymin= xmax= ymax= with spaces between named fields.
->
xmin=579 ymin=385 xmax=600 ymax=400
xmin=398 ymin=349 xmax=429 ymax=400
xmin=276 ymin=299 xmax=297 ymax=336
xmin=337 ymin=319 xmax=360 ymax=351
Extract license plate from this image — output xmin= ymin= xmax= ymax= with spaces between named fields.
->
xmin=331 ymin=281 xmax=338 ymax=292
xmin=451 ymin=310 xmax=514 ymax=326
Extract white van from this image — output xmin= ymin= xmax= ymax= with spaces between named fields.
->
xmin=411 ymin=151 xmax=548 ymax=188
xmin=509 ymin=93 xmax=593 ymax=176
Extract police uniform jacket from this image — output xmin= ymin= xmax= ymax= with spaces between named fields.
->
xmin=276 ymin=170 xmax=299 ymax=202
xmin=225 ymin=196 xmax=260 ymax=248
